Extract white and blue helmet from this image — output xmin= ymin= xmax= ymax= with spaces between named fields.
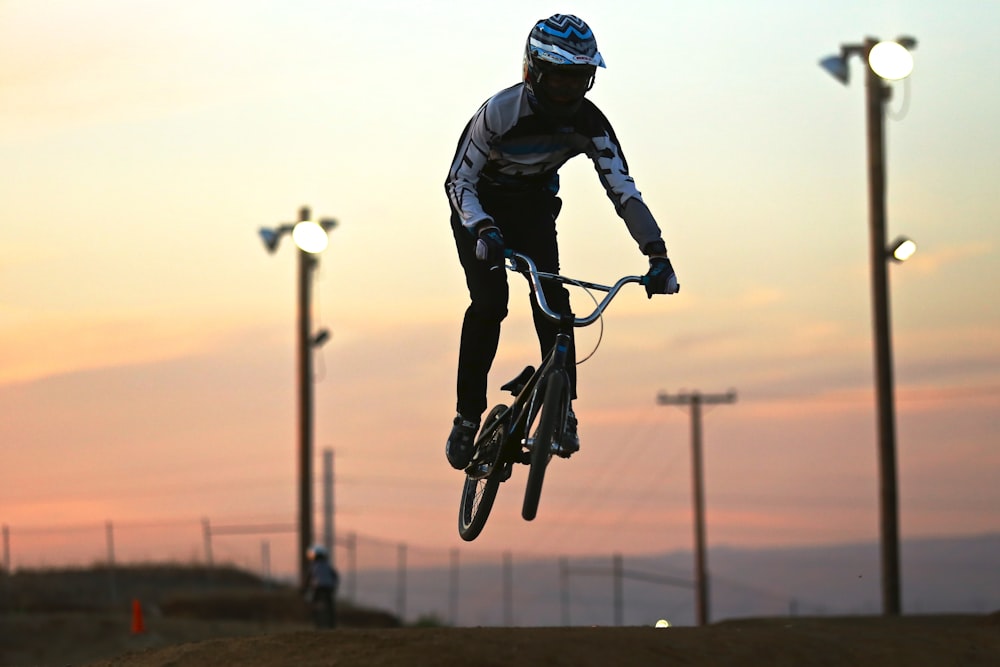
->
xmin=523 ymin=15 xmax=606 ymax=117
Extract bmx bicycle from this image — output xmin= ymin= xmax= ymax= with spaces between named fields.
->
xmin=458 ymin=250 xmax=657 ymax=541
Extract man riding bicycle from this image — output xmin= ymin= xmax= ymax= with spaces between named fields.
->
xmin=445 ymin=14 xmax=679 ymax=471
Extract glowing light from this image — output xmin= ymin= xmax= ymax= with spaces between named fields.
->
xmin=292 ymin=220 xmax=329 ymax=253
xmin=890 ymin=237 xmax=917 ymax=262
xmin=868 ymin=41 xmax=914 ymax=80
xmin=655 ymin=619 xmax=671 ymax=628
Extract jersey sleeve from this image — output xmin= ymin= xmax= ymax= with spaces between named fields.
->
xmin=585 ymin=106 xmax=665 ymax=253
xmin=445 ymin=102 xmax=496 ymax=233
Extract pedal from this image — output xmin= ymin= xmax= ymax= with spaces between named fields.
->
xmin=464 ymin=460 xmax=492 ymax=480
xmin=555 ymin=443 xmax=579 ymax=459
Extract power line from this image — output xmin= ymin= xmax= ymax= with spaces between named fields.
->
xmin=523 ymin=402 xmax=680 ymax=553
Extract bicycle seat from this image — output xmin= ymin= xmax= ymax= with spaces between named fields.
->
xmin=500 ymin=365 xmax=535 ymax=396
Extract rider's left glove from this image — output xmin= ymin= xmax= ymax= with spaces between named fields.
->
xmin=475 ymin=224 xmax=505 ymax=266
xmin=644 ymin=256 xmax=680 ymax=298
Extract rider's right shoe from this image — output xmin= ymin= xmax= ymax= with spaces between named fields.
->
xmin=446 ymin=414 xmax=480 ymax=470
xmin=559 ymin=406 xmax=580 ymax=458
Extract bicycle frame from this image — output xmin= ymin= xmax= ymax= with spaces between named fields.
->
xmin=491 ymin=333 xmax=568 ymax=464
xmin=468 ymin=251 xmax=645 ymax=472
xmin=458 ymin=251 xmax=647 ymax=539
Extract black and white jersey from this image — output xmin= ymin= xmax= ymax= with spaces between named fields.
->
xmin=446 ymin=82 xmax=662 ymax=252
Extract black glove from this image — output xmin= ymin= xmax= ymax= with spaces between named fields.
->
xmin=644 ymin=256 xmax=679 ymax=298
xmin=475 ymin=224 xmax=505 ymax=265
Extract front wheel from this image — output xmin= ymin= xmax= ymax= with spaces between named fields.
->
xmin=521 ymin=370 xmax=569 ymax=521
xmin=458 ymin=405 xmax=508 ymax=541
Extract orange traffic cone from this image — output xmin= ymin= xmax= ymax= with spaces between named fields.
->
xmin=131 ymin=599 xmax=146 ymax=634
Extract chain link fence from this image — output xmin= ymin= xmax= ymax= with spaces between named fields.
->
xmin=1 ymin=517 xmax=726 ymax=626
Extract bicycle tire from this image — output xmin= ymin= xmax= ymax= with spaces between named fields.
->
xmin=521 ymin=370 xmax=568 ymax=521
xmin=458 ymin=405 xmax=508 ymax=541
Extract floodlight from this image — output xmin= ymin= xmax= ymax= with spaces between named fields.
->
xmin=259 ymin=227 xmax=282 ymax=253
xmin=869 ymin=41 xmax=914 ymax=80
xmin=819 ymin=54 xmax=850 ymax=85
xmin=888 ymin=236 xmax=916 ymax=262
xmin=292 ymin=220 xmax=330 ymax=254
xmin=312 ymin=329 xmax=331 ymax=347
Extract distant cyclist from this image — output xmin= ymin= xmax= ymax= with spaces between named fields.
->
xmin=445 ymin=14 xmax=679 ymax=470
xmin=305 ymin=545 xmax=339 ymax=628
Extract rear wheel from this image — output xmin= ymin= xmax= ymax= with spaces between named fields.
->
xmin=522 ymin=370 xmax=568 ymax=521
xmin=458 ymin=405 xmax=508 ymax=541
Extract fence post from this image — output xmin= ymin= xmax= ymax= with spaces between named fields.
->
xmin=396 ymin=543 xmax=407 ymax=623
xmin=322 ymin=449 xmax=335 ymax=568
xmin=449 ymin=548 xmax=459 ymax=626
xmin=560 ymin=557 xmax=570 ymax=626
xmin=261 ymin=540 xmax=271 ymax=580
xmin=105 ymin=521 xmax=115 ymax=565
xmin=202 ymin=518 xmax=213 ymax=566
xmin=105 ymin=521 xmax=117 ymax=605
xmin=344 ymin=532 xmax=357 ymax=601
xmin=503 ymin=551 xmax=513 ymax=626
xmin=613 ymin=553 xmax=623 ymax=627
xmin=2 ymin=524 xmax=9 ymax=574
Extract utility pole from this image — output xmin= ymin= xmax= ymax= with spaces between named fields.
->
xmin=657 ymin=389 xmax=737 ymax=626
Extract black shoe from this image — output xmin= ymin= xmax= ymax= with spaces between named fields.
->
xmin=446 ymin=414 xmax=479 ymax=470
xmin=559 ymin=407 xmax=580 ymax=457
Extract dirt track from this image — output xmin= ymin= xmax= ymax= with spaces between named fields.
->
xmin=5 ymin=613 xmax=991 ymax=667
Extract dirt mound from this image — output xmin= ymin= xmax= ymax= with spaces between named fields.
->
xmin=76 ymin=615 xmax=999 ymax=667
xmin=1 ymin=564 xmax=270 ymax=614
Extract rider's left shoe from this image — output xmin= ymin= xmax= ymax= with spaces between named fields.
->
xmin=559 ymin=406 xmax=580 ymax=457
xmin=446 ymin=414 xmax=480 ymax=470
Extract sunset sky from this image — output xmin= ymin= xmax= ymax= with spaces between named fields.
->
xmin=3 ymin=1 xmax=998 ymax=577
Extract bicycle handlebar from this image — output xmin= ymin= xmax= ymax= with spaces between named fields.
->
xmin=505 ymin=250 xmax=645 ymax=327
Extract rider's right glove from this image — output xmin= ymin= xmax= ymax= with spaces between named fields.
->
xmin=474 ymin=223 xmax=505 ymax=266
xmin=644 ymin=256 xmax=680 ymax=298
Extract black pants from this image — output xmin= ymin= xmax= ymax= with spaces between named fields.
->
xmin=451 ymin=192 xmax=576 ymax=419
xmin=311 ymin=586 xmax=336 ymax=628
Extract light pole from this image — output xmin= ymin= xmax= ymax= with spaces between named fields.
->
xmin=820 ymin=36 xmax=917 ymax=616
xmin=259 ymin=206 xmax=337 ymax=588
